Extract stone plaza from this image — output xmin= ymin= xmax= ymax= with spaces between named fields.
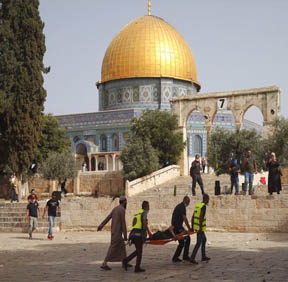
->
xmin=0 ymin=231 xmax=287 ymax=282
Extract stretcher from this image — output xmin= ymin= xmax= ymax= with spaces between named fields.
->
xmin=145 ymin=232 xmax=195 ymax=245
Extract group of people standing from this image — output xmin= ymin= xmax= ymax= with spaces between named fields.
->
xmin=98 ymin=194 xmax=210 ymax=273
xmin=229 ymin=150 xmax=282 ymax=196
xmin=190 ymin=150 xmax=282 ymax=197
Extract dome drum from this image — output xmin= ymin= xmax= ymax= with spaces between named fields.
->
xmin=98 ymin=77 xmax=198 ymax=111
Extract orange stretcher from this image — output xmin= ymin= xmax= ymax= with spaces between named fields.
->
xmin=145 ymin=232 xmax=195 ymax=245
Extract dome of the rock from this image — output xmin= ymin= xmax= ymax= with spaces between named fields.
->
xmin=100 ymin=15 xmax=200 ymax=90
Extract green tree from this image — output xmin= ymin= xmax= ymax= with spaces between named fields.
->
xmin=40 ymin=152 xmax=78 ymax=185
xmin=131 ymin=110 xmax=185 ymax=167
xmin=265 ymin=118 xmax=288 ymax=165
xmin=0 ymin=0 xmax=48 ymax=177
xmin=37 ymin=114 xmax=71 ymax=164
xmin=120 ymin=136 xmax=159 ymax=181
xmin=207 ymin=128 xmax=264 ymax=175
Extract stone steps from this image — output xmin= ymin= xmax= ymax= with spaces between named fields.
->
xmin=0 ymin=216 xmax=60 ymax=223
xmin=133 ymin=174 xmax=281 ymax=198
xmin=0 ymin=200 xmax=61 ymax=233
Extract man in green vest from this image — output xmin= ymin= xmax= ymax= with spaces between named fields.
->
xmin=123 ymin=201 xmax=152 ymax=273
xmin=190 ymin=194 xmax=210 ymax=264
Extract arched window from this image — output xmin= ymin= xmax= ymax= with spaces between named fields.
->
xmin=194 ymin=135 xmax=202 ymax=156
xmin=112 ymin=134 xmax=119 ymax=151
xmin=76 ymin=143 xmax=87 ymax=155
xmin=100 ymin=134 xmax=107 ymax=152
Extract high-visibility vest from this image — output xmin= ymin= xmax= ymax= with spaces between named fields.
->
xmin=193 ymin=203 xmax=206 ymax=231
xmin=131 ymin=209 xmax=144 ymax=230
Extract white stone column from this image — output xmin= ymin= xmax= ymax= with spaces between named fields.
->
xmin=112 ymin=154 xmax=116 ymax=171
xmin=88 ymin=156 xmax=92 ymax=171
xmin=95 ymin=156 xmax=98 ymax=171
xmin=105 ymin=155 xmax=109 ymax=171
xmin=73 ymin=171 xmax=81 ymax=195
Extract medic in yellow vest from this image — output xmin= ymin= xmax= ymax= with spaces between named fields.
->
xmin=190 ymin=194 xmax=211 ymax=264
xmin=124 ymin=201 xmax=152 ymax=273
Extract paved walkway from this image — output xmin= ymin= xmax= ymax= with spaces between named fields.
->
xmin=0 ymin=231 xmax=287 ymax=282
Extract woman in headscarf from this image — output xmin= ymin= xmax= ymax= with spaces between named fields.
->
xmin=266 ymin=152 xmax=282 ymax=195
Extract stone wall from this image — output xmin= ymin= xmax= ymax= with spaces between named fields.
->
xmin=0 ymin=171 xmax=123 ymax=200
xmin=28 ymin=175 xmax=51 ymax=194
xmin=77 ymin=171 xmax=123 ymax=196
xmin=60 ymin=194 xmax=288 ymax=233
xmin=281 ymin=167 xmax=288 ymax=184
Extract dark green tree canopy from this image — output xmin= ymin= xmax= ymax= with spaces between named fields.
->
xmin=207 ymin=128 xmax=265 ymax=175
xmin=131 ymin=110 xmax=185 ymax=168
xmin=120 ymin=136 xmax=159 ymax=181
xmin=120 ymin=110 xmax=185 ymax=181
xmin=0 ymin=0 xmax=48 ymax=175
xmin=265 ymin=118 xmax=288 ymax=165
xmin=37 ymin=114 xmax=71 ymax=164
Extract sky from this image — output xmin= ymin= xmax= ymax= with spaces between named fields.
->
xmin=39 ymin=0 xmax=288 ymax=124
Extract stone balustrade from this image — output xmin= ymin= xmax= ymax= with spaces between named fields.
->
xmin=125 ymin=165 xmax=180 ymax=197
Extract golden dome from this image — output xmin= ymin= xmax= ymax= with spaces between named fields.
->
xmin=100 ymin=15 xmax=200 ymax=89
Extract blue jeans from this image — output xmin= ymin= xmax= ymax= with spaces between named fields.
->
xmin=230 ymin=176 xmax=239 ymax=193
xmin=191 ymin=231 xmax=206 ymax=260
xmin=48 ymin=216 xmax=55 ymax=236
xmin=244 ymin=172 xmax=254 ymax=194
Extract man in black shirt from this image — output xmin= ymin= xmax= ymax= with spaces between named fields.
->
xmin=42 ymin=192 xmax=60 ymax=240
xmin=27 ymin=189 xmax=38 ymax=202
xmin=26 ymin=195 xmax=40 ymax=239
xmin=171 ymin=196 xmax=192 ymax=262
xmin=190 ymin=154 xmax=205 ymax=196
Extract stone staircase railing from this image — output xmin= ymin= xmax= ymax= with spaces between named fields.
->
xmin=125 ymin=165 xmax=180 ymax=197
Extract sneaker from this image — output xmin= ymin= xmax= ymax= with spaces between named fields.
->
xmin=201 ymin=256 xmax=211 ymax=262
xmin=172 ymin=258 xmax=182 ymax=263
xmin=51 ymin=235 xmax=54 ymax=239
xmin=100 ymin=265 xmax=111 ymax=271
xmin=135 ymin=268 xmax=145 ymax=273
xmin=190 ymin=259 xmax=198 ymax=264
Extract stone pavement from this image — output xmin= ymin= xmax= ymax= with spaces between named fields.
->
xmin=0 ymin=231 xmax=287 ymax=282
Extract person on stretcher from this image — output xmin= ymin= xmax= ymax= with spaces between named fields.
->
xmin=150 ymin=225 xmax=188 ymax=241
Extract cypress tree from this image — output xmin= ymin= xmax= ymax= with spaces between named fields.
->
xmin=0 ymin=0 xmax=48 ymax=177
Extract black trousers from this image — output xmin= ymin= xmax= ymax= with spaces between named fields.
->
xmin=10 ymin=187 xmax=18 ymax=202
xmin=172 ymin=235 xmax=190 ymax=260
xmin=192 ymin=174 xmax=204 ymax=195
xmin=125 ymin=236 xmax=143 ymax=270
